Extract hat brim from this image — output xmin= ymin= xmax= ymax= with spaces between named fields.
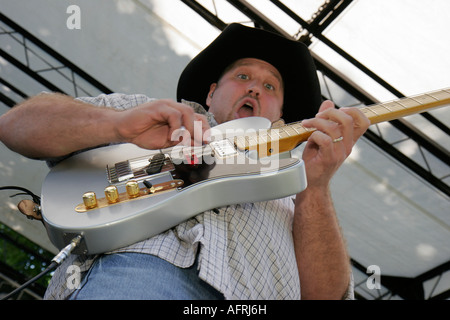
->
xmin=177 ymin=23 xmax=322 ymax=124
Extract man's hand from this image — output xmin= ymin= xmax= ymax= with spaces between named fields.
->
xmin=300 ymin=100 xmax=370 ymax=188
xmin=113 ymin=99 xmax=210 ymax=150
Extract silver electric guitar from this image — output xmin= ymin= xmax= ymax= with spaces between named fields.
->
xmin=41 ymin=116 xmax=308 ymax=255
xmin=40 ymin=88 xmax=450 ymax=254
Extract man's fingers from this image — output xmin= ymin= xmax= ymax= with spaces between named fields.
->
xmin=161 ymin=100 xmax=210 ymax=146
xmin=340 ymin=107 xmax=371 ymax=140
xmin=302 ymin=101 xmax=370 ymax=156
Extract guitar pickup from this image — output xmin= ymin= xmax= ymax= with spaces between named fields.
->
xmin=107 ymin=161 xmax=134 ymax=183
xmin=145 ymin=153 xmax=166 ymax=174
xmin=107 ymin=153 xmax=174 ymax=184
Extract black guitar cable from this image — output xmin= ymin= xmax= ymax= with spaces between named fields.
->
xmin=0 ymin=186 xmax=41 ymax=204
xmin=1 ymin=234 xmax=83 ymax=300
xmin=1 ymin=186 xmax=83 ymax=300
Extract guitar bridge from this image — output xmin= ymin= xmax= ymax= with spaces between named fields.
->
xmin=107 ymin=153 xmax=174 ymax=184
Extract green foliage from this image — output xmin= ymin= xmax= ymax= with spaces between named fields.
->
xmin=0 ymin=223 xmax=54 ymax=287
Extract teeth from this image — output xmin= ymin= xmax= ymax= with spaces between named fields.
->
xmin=244 ymin=103 xmax=253 ymax=108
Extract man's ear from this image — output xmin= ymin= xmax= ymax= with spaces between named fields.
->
xmin=206 ymin=83 xmax=217 ymax=107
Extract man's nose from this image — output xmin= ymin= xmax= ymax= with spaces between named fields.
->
xmin=247 ymin=82 xmax=261 ymax=97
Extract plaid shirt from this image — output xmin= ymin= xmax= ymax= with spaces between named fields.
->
xmin=43 ymin=93 xmax=353 ymax=300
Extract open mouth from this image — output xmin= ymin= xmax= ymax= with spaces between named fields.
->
xmin=236 ymin=99 xmax=257 ymax=118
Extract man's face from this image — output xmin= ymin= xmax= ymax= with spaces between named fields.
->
xmin=205 ymin=58 xmax=284 ymax=124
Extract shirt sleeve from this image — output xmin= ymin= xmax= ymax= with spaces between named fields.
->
xmin=75 ymin=93 xmax=155 ymax=110
xmin=343 ymin=273 xmax=355 ymax=300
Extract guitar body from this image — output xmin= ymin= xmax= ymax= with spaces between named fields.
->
xmin=41 ymin=117 xmax=307 ymax=254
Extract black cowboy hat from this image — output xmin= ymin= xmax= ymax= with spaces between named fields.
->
xmin=177 ymin=23 xmax=322 ymax=124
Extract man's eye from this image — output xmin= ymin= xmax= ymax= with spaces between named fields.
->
xmin=237 ymin=74 xmax=249 ymax=80
xmin=265 ymin=83 xmax=275 ymax=91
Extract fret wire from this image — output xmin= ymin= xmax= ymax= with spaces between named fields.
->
xmin=268 ymin=129 xmax=281 ymax=141
xmin=396 ymin=98 xmax=415 ymax=108
xmin=410 ymin=95 xmax=437 ymax=104
xmin=290 ymin=125 xmax=301 ymax=134
xmin=301 ymin=124 xmax=313 ymax=132
xmin=394 ymin=101 xmax=409 ymax=110
xmin=386 ymin=101 xmax=408 ymax=111
xmin=289 ymin=126 xmax=298 ymax=136
xmin=431 ymin=89 xmax=450 ymax=99
xmin=294 ymin=123 xmax=310 ymax=133
xmin=418 ymin=95 xmax=437 ymax=103
xmin=373 ymin=105 xmax=392 ymax=114
xmin=379 ymin=103 xmax=394 ymax=112
xmin=413 ymin=91 xmax=449 ymax=105
xmin=248 ymin=135 xmax=258 ymax=144
xmin=360 ymin=107 xmax=370 ymax=115
xmin=290 ymin=126 xmax=300 ymax=133
xmin=258 ymin=133 xmax=268 ymax=143
xmin=367 ymin=107 xmax=380 ymax=115
xmin=280 ymin=127 xmax=292 ymax=137
xmin=425 ymin=93 xmax=439 ymax=101
xmin=410 ymin=97 xmax=423 ymax=105
xmin=297 ymin=123 xmax=307 ymax=131
xmin=269 ymin=128 xmax=281 ymax=138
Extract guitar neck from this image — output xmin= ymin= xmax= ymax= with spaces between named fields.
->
xmin=234 ymin=88 xmax=450 ymax=155
xmin=360 ymin=88 xmax=450 ymax=124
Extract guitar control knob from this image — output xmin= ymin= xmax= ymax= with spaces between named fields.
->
xmin=104 ymin=185 xmax=119 ymax=203
xmin=126 ymin=180 xmax=140 ymax=198
xmin=82 ymin=192 xmax=98 ymax=209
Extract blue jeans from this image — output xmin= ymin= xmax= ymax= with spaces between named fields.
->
xmin=69 ymin=252 xmax=224 ymax=300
